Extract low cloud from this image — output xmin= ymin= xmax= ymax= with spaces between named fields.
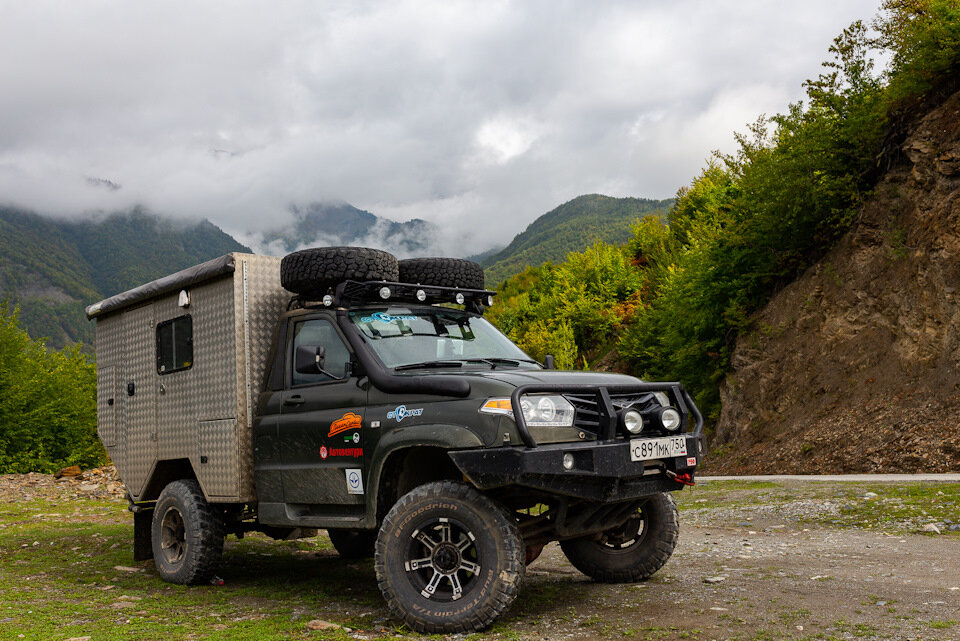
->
xmin=0 ymin=0 xmax=882 ymax=256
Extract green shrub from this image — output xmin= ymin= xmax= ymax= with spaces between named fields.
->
xmin=0 ymin=302 xmax=104 ymax=473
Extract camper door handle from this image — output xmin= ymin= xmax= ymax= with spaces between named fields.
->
xmin=284 ymin=395 xmax=305 ymax=406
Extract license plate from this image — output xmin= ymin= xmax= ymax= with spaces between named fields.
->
xmin=629 ymin=436 xmax=687 ymax=462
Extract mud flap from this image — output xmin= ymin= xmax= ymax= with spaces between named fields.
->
xmin=133 ymin=508 xmax=154 ymax=561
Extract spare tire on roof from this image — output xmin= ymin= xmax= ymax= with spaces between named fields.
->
xmin=398 ymin=257 xmax=485 ymax=290
xmin=280 ymin=246 xmax=399 ymax=297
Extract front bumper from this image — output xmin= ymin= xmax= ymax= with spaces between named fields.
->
xmin=451 ymin=381 xmax=705 ymax=502
xmin=449 ymin=434 xmax=704 ymax=502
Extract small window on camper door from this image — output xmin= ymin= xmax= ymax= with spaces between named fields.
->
xmin=156 ymin=315 xmax=193 ymax=374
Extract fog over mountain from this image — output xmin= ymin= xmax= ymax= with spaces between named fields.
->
xmin=0 ymin=1 xmax=880 ymax=254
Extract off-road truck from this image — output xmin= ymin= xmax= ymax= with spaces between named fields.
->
xmin=86 ymin=246 xmax=704 ymax=633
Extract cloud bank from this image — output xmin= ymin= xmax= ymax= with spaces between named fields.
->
xmin=0 ymin=0 xmax=881 ymax=256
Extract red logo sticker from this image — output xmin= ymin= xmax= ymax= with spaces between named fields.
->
xmin=686 ymin=457 xmax=697 ymax=467
xmin=329 ymin=447 xmax=363 ymax=458
xmin=329 ymin=412 xmax=362 ymax=437
xmin=319 ymin=446 xmax=328 ymax=460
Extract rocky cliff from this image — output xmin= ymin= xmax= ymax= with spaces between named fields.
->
xmin=711 ymin=87 xmax=960 ymax=473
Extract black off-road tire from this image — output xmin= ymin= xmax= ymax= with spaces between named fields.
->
xmin=375 ymin=481 xmax=524 ymax=633
xmin=280 ymin=246 xmax=399 ymax=297
xmin=398 ymin=257 xmax=485 ymax=290
xmin=151 ymin=479 xmax=224 ymax=585
xmin=328 ymin=528 xmax=376 ymax=559
xmin=559 ymin=492 xmax=678 ymax=583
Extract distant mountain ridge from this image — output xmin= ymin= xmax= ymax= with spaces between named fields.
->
xmin=0 ymin=206 xmax=249 ymax=347
xmin=482 ymin=194 xmax=672 ymax=286
xmin=259 ymin=201 xmax=436 ymax=258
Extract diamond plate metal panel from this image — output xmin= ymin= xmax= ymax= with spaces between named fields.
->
xmin=95 ymin=314 xmax=125 ymax=469
xmin=92 ymin=253 xmax=285 ymax=504
xmin=234 ymin=254 xmax=285 ymax=501
xmin=96 ymin=366 xmax=117 ymax=447
xmin=121 ymin=304 xmax=157 ymax=499
xmin=198 ymin=419 xmax=240 ymax=498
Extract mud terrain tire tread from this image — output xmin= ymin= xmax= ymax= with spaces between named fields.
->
xmin=280 ymin=246 xmax=399 ymax=297
xmin=398 ymin=257 xmax=485 ymax=290
xmin=374 ymin=480 xmax=524 ymax=633
xmin=151 ymin=479 xmax=224 ymax=585
xmin=559 ymin=492 xmax=678 ymax=583
xmin=328 ymin=528 xmax=377 ymax=559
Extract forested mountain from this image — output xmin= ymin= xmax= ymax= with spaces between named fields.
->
xmin=0 ymin=207 xmax=248 ymax=347
xmin=260 ymin=201 xmax=436 ymax=257
xmin=481 ymin=195 xmax=671 ymax=286
xmin=487 ymin=1 xmax=960 ymax=472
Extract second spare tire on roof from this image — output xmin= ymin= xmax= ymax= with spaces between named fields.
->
xmin=280 ymin=247 xmax=399 ymax=297
xmin=398 ymin=257 xmax=485 ymax=290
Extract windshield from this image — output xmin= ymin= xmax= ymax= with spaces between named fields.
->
xmin=349 ymin=307 xmax=539 ymax=369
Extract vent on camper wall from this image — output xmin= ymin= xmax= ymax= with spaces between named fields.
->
xmin=287 ymin=280 xmax=497 ymax=316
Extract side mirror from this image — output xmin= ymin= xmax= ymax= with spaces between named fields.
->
xmin=543 ymin=354 xmax=555 ymax=370
xmin=295 ymin=345 xmax=327 ymax=374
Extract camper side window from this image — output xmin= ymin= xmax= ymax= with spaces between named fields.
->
xmin=156 ymin=315 xmax=193 ymax=374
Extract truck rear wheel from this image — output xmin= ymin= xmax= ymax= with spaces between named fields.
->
xmin=559 ymin=492 xmax=678 ymax=583
xmin=280 ymin=246 xmax=399 ymax=297
xmin=327 ymin=528 xmax=376 ymax=559
xmin=375 ymin=481 xmax=524 ymax=633
xmin=398 ymin=257 xmax=485 ymax=290
xmin=151 ymin=479 xmax=224 ymax=585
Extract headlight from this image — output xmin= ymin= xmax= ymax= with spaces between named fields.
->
xmin=480 ymin=395 xmax=575 ymax=427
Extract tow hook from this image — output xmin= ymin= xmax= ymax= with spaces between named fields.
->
xmin=666 ymin=470 xmax=695 ymax=486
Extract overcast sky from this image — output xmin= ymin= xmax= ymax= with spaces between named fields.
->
xmin=0 ymin=0 xmax=882 ymax=255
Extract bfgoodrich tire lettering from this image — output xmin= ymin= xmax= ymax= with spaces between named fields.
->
xmin=280 ymin=246 xmax=399 ymax=297
xmin=375 ymin=481 xmax=524 ymax=633
xmin=151 ymin=479 xmax=224 ymax=585
xmin=559 ymin=492 xmax=678 ymax=583
xmin=398 ymin=257 xmax=485 ymax=290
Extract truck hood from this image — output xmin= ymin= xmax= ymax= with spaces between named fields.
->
xmin=420 ymin=368 xmax=643 ymax=389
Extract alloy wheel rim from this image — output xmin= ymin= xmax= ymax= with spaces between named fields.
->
xmin=404 ymin=517 xmax=481 ymax=602
xmin=159 ymin=506 xmax=187 ymax=564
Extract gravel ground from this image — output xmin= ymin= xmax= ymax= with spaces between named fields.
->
xmin=2 ymin=472 xmax=958 ymax=640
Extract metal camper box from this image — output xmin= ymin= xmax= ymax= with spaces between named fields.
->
xmin=85 ymin=253 xmax=286 ymax=503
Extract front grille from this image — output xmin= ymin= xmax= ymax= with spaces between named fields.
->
xmin=565 ymin=392 xmax=664 ymax=438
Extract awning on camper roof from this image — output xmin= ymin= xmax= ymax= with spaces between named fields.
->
xmin=85 ymin=253 xmax=237 ymax=319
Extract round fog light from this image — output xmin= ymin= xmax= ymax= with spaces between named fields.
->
xmin=661 ymin=407 xmax=682 ymax=431
xmin=562 ymin=453 xmax=575 ymax=470
xmin=455 ymin=292 xmax=465 ymax=305
xmin=416 ymin=289 xmax=427 ymax=302
xmin=623 ymin=409 xmax=643 ymax=434
xmin=378 ymin=286 xmax=391 ymax=300
xmin=322 ymin=294 xmax=334 ymax=307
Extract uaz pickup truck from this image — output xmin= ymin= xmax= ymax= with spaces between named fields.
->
xmin=86 ymin=247 xmax=704 ymax=633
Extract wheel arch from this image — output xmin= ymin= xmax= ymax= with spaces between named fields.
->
xmin=367 ymin=424 xmax=484 ymax=524
xmin=140 ymin=458 xmax=199 ymax=502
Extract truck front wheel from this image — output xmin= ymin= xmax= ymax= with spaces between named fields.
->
xmin=375 ymin=481 xmax=524 ymax=633
xmin=151 ymin=479 xmax=224 ymax=585
xmin=559 ymin=492 xmax=678 ymax=583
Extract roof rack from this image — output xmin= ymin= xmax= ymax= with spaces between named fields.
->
xmin=289 ymin=280 xmax=497 ymax=315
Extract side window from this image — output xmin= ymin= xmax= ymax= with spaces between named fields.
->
xmin=291 ymin=318 xmax=351 ymax=386
xmin=157 ymin=315 xmax=193 ymax=374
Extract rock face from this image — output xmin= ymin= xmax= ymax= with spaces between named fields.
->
xmin=711 ymin=88 xmax=960 ymax=474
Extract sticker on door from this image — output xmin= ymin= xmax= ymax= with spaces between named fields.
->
xmin=345 ymin=468 xmax=364 ymax=495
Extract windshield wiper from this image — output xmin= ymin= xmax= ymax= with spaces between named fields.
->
xmin=461 ymin=357 xmax=541 ymax=368
xmin=393 ymin=360 xmax=465 ymax=371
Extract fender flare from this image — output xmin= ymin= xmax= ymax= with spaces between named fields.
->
xmin=364 ymin=423 xmax=484 ymax=523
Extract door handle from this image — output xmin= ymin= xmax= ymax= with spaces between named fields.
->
xmin=284 ymin=395 xmax=305 ymax=406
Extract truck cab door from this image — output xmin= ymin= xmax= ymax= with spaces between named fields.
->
xmin=278 ymin=315 xmax=368 ymax=511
